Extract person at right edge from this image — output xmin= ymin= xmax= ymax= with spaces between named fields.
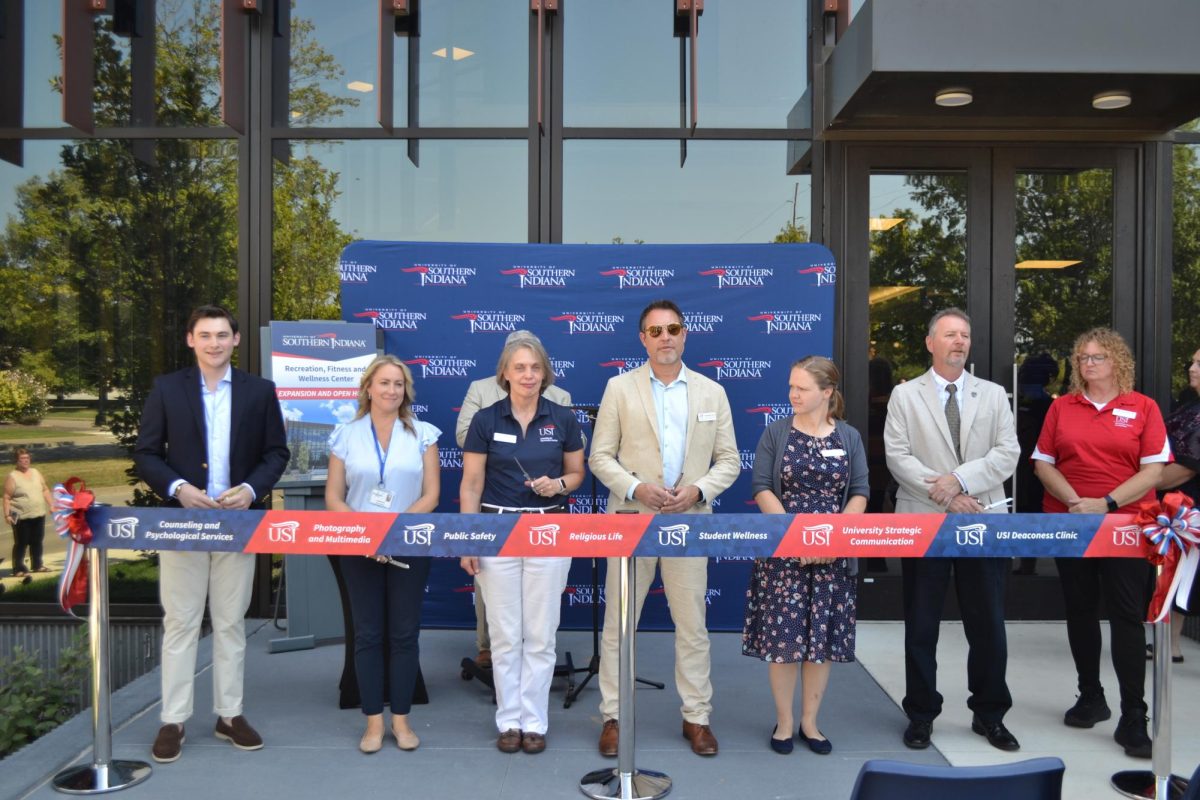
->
xmin=1033 ymin=328 xmax=1169 ymax=758
xmin=884 ymin=307 xmax=1021 ymax=753
xmin=589 ymin=299 xmax=740 ymax=757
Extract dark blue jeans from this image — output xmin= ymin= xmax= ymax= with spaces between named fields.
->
xmin=339 ymin=555 xmax=431 ymax=716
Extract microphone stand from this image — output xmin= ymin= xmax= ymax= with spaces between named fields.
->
xmin=563 ymin=405 xmax=663 ymax=709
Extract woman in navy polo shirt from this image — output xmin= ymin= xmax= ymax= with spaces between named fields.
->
xmin=325 ymin=356 xmax=440 ymax=754
xmin=1033 ymin=328 xmax=1169 ymax=759
xmin=458 ymin=337 xmax=585 ymax=754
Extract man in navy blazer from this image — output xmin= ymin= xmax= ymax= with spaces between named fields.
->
xmin=135 ymin=305 xmax=288 ymax=763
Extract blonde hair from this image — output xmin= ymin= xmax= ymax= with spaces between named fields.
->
xmin=794 ymin=356 xmax=846 ymax=420
xmin=1069 ymin=327 xmax=1135 ymax=396
xmin=495 ymin=339 xmax=555 ymax=394
xmin=355 ymin=355 xmax=416 ymax=434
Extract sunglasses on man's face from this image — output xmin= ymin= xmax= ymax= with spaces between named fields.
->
xmin=642 ymin=323 xmax=685 ymax=338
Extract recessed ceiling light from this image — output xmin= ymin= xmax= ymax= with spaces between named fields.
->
xmin=347 ymin=81 xmax=374 ymax=93
xmin=869 ymin=217 xmax=905 ymax=232
xmin=935 ymin=88 xmax=972 ymax=108
xmin=1015 ymin=260 xmax=1082 ymax=270
xmin=1092 ymin=91 xmax=1131 ymax=110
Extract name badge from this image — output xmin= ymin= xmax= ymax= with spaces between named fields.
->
xmin=493 ymin=432 xmax=518 ymax=443
xmin=1112 ymin=408 xmax=1137 ymax=420
xmin=697 ymin=412 xmax=717 ymax=422
xmin=369 ymin=487 xmax=394 ymax=508
xmin=821 ymin=448 xmax=846 ymax=458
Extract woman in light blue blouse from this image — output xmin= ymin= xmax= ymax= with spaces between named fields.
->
xmin=326 ymin=356 xmax=440 ymax=754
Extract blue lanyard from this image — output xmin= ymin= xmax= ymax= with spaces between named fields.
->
xmin=369 ymin=422 xmax=388 ymax=488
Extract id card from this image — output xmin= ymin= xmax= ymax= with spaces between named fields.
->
xmin=369 ymin=487 xmax=394 ymax=508
xmin=821 ymin=448 xmax=846 ymax=458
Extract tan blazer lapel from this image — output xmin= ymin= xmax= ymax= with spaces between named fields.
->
xmin=918 ymin=370 xmax=958 ymax=459
xmin=633 ymin=364 xmax=662 ymax=454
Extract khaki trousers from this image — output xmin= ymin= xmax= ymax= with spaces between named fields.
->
xmin=159 ymin=551 xmax=255 ymax=724
xmin=598 ymin=556 xmax=712 ymax=724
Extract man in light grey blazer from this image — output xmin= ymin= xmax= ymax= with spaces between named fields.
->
xmin=455 ymin=330 xmax=573 ymax=669
xmin=884 ymin=307 xmax=1021 ymax=753
xmin=589 ymin=299 xmax=739 ymax=757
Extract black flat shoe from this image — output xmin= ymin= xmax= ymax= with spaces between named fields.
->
xmin=903 ymin=719 xmax=932 ymax=749
xmin=1173 ymin=655 xmax=1184 ymax=664
xmin=769 ymin=725 xmax=793 ymax=754
xmin=798 ymin=728 xmax=832 ymax=755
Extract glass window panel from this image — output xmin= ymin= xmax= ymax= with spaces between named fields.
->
xmin=22 ymin=6 xmax=62 ymax=126
xmin=291 ymin=0 xmax=525 ymax=128
xmin=564 ymin=0 xmax=807 ymax=128
xmin=867 ymin=171 xmax=968 ymax=381
xmin=562 ymin=140 xmax=809 ymax=244
xmin=278 ymin=137 xmax=528 ymax=256
xmin=1172 ymin=144 xmax=1200 ymax=400
xmin=0 ymin=137 xmax=237 ymax=445
xmin=154 ymin=0 xmax=224 ymax=126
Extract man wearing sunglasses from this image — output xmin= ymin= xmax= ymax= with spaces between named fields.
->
xmin=589 ymin=299 xmax=740 ymax=757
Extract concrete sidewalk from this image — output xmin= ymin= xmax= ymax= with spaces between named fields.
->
xmin=4 ymin=622 xmax=1197 ymax=799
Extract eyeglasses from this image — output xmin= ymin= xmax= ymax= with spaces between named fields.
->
xmin=642 ymin=323 xmax=685 ymax=338
xmin=1077 ymin=353 xmax=1109 ymax=364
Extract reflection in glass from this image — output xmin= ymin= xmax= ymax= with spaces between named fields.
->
xmin=0 ymin=139 xmax=237 ymax=431
xmin=1172 ymin=145 xmax=1200 ymax=398
xmin=22 ymin=6 xmax=63 ymax=126
xmin=288 ymin=139 xmax=528 ymax=247
xmin=291 ymin=0 xmax=525 ymax=127
xmin=563 ymin=141 xmax=809 ymax=243
xmin=564 ymin=0 xmax=806 ymax=128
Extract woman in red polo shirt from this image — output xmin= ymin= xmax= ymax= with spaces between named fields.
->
xmin=1032 ymin=328 xmax=1169 ymax=759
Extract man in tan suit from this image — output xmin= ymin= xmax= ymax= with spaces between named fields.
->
xmin=589 ymin=299 xmax=739 ymax=757
xmin=884 ymin=307 xmax=1021 ymax=753
xmin=455 ymin=330 xmax=573 ymax=669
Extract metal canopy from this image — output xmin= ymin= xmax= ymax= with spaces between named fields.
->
xmin=822 ymin=0 xmax=1200 ymax=135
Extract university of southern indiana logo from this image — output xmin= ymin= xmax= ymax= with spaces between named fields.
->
xmin=745 ymin=404 xmax=792 ymax=427
xmin=450 ymin=311 xmax=526 ymax=334
xmin=401 ymin=264 xmax=476 ymax=286
xmin=800 ymin=523 xmax=832 ymax=546
xmin=657 ymin=524 xmax=689 ymax=547
xmin=402 ymin=523 xmax=435 ymax=547
xmin=1112 ymin=524 xmax=1141 ymax=547
xmin=695 ymin=358 xmax=771 ymax=380
xmin=338 ymin=258 xmax=377 ymax=283
xmin=599 ymin=358 xmax=646 ymax=375
xmin=528 ymin=524 xmax=560 ymax=547
xmin=499 ymin=266 xmax=575 ymax=288
xmin=598 ymin=267 xmax=674 ymax=289
xmin=268 ymin=520 xmax=299 ymax=544
xmin=352 ymin=309 xmax=427 ymax=330
xmin=798 ymin=262 xmax=837 ymax=287
xmin=403 ymin=356 xmax=476 ymax=379
xmin=550 ymin=312 xmax=624 ymax=334
xmin=955 ymin=523 xmax=987 ymax=547
xmin=747 ymin=311 xmax=822 ymax=334
xmin=698 ymin=266 xmax=773 ymax=289
xmin=106 ymin=516 xmax=139 ymax=540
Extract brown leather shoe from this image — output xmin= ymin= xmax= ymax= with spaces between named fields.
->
xmin=152 ymin=723 xmax=185 ymax=763
xmin=521 ymin=732 xmax=546 ymax=754
xmin=598 ymin=719 xmax=619 ymax=757
xmin=682 ymin=721 xmax=718 ymax=756
xmin=214 ymin=715 xmax=264 ymax=751
xmin=497 ymin=728 xmax=522 ymax=753
xmin=476 ymin=649 xmax=492 ymax=669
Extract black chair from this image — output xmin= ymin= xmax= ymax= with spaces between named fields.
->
xmin=849 ymin=757 xmax=1065 ymax=800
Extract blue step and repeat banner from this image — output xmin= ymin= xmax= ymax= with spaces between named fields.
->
xmin=338 ymin=241 xmax=837 ymax=631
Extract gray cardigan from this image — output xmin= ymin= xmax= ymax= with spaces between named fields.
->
xmin=751 ymin=417 xmax=870 ymax=573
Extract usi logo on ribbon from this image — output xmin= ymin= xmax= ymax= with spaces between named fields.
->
xmin=268 ymin=521 xmax=299 ymax=544
xmin=955 ymin=523 xmax=986 ymax=547
xmin=1112 ymin=525 xmax=1141 ymax=547
xmin=657 ymin=524 xmax=689 ymax=547
xmin=801 ymin=523 xmax=832 ymax=547
xmin=403 ymin=523 xmax=434 ymax=547
xmin=528 ymin=524 xmax=560 ymax=547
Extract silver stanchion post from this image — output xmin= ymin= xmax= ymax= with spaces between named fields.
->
xmin=579 ymin=556 xmax=671 ymax=800
xmin=53 ymin=548 xmax=152 ymax=794
xmin=1111 ymin=615 xmax=1188 ymax=800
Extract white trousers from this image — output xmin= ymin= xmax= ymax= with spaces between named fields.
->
xmin=159 ymin=550 xmax=256 ymax=724
xmin=598 ymin=556 xmax=713 ymax=724
xmin=475 ymin=557 xmax=571 ymax=735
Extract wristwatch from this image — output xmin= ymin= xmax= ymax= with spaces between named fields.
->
xmin=173 ymin=483 xmax=188 ymax=499
xmin=558 ymin=478 xmax=568 ymax=494
xmin=1105 ymin=494 xmax=1119 ymax=512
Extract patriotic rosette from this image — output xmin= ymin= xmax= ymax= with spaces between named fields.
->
xmin=53 ymin=478 xmax=95 ymax=616
xmin=1137 ymin=491 xmax=1200 ymax=623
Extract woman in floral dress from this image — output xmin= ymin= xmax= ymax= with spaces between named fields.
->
xmin=743 ymin=356 xmax=868 ymax=755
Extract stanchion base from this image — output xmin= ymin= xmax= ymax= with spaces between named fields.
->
xmin=580 ymin=767 xmax=671 ymax=800
xmin=1111 ymin=770 xmax=1188 ymax=799
xmin=53 ymin=760 xmax=152 ymax=795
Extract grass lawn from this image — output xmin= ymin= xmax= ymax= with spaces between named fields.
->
xmin=46 ymin=408 xmax=103 ymax=421
xmin=0 ymin=426 xmax=80 ymax=441
xmin=37 ymin=458 xmax=135 ymax=490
